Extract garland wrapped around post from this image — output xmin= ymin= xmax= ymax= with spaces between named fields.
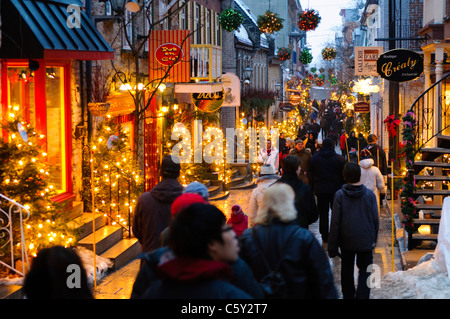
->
xmin=219 ymin=8 xmax=243 ymax=32
xmin=400 ymin=111 xmax=417 ymax=234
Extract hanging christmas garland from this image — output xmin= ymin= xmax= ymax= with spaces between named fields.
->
xmin=219 ymin=8 xmax=244 ymax=32
xmin=400 ymin=111 xmax=417 ymax=233
xmin=322 ymin=47 xmax=337 ymax=61
xmin=297 ymin=9 xmax=321 ymax=31
xmin=257 ymin=10 xmax=284 ymax=34
xmin=277 ymin=47 xmax=291 ymax=61
xmin=299 ymin=48 xmax=313 ymax=65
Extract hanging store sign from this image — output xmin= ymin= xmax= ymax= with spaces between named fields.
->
xmin=221 ymin=72 xmax=241 ymax=107
xmin=149 ymin=30 xmax=190 ymax=83
xmin=354 ymin=101 xmax=370 ymax=113
xmin=377 ymin=49 xmax=423 ymax=82
xmin=279 ymin=102 xmax=294 ymax=112
xmin=355 ymin=46 xmax=383 ymax=76
xmin=191 ymin=90 xmax=225 ymax=113
xmin=155 ymin=43 xmax=184 ymax=66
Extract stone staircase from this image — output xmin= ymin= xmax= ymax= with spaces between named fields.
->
xmin=70 ymin=201 xmax=141 ymax=271
xmin=410 ymin=135 xmax=450 ymax=249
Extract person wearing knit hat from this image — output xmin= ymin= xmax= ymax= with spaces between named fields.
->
xmin=184 ymin=181 xmax=210 ymax=201
xmin=359 ymin=148 xmax=386 ymax=216
xmin=133 ymin=155 xmax=183 ymax=253
xmin=227 ymin=204 xmax=248 ymax=237
xmin=159 ymin=193 xmax=206 ymax=247
xmin=247 ymin=164 xmax=280 ymax=227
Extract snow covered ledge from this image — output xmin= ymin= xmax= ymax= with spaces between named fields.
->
xmin=372 ymin=197 xmax=450 ymax=299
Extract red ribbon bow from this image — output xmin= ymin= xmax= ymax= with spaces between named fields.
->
xmin=384 ymin=115 xmax=401 ymax=138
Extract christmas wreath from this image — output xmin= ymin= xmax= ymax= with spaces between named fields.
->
xmin=322 ymin=47 xmax=337 ymax=61
xmin=297 ymin=9 xmax=321 ymax=31
xmin=219 ymin=8 xmax=243 ymax=32
xmin=299 ymin=48 xmax=313 ymax=65
xmin=277 ymin=47 xmax=291 ymax=61
xmin=257 ymin=10 xmax=284 ymax=34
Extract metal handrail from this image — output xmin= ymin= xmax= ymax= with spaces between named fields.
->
xmin=0 ymin=193 xmax=30 ymax=277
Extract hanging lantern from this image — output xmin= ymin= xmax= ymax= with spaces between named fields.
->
xmin=277 ymin=47 xmax=291 ymax=61
xmin=219 ymin=8 xmax=243 ymax=32
xmin=299 ymin=48 xmax=313 ymax=65
xmin=322 ymin=47 xmax=337 ymax=61
xmin=257 ymin=10 xmax=284 ymax=34
xmin=297 ymin=9 xmax=321 ymax=31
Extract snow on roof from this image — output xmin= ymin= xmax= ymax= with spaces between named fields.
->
xmin=233 ymin=0 xmax=269 ymax=48
xmin=234 ymin=24 xmax=253 ymax=46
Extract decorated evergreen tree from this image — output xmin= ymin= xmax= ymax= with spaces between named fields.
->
xmin=0 ymin=109 xmax=78 ymax=260
xmin=81 ymin=116 xmax=143 ymax=236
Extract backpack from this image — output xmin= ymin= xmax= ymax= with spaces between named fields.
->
xmin=251 ymin=227 xmax=298 ymax=298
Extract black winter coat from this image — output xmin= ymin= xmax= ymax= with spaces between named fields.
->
xmin=276 ymin=176 xmax=318 ymax=228
xmin=131 ymin=247 xmax=263 ymax=299
xmin=328 ymin=184 xmax=379 ymax=256
xmin=239 ymin=220 xmax=338 ymax=299
xmin=308 ymin=147 xmax=346 ymax=195
xmin=132 ymin=178 xmax=183 ymax=253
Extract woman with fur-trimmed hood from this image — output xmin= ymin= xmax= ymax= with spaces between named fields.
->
xmin=247 ymin=164 xmax=280 ymax=227
xmin=239 ymin=183 xmax=338 ymax=299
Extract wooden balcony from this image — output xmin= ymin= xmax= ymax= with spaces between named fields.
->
xmin=190 ymin=44 xmax=222 ymax=83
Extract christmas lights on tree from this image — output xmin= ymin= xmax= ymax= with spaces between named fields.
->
xmin=257 ymin=10 xmax=284 ymax=34
xmin=0 ymin=106 xmax=78 ymax=259
xmin=219 ymin=8 xmax=244 ymax=32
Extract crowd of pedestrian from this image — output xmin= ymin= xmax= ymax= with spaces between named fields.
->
xmin=21 ymin=99 xmax=389 ymax=300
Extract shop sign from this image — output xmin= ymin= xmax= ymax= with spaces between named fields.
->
xmin=191 ymin=90 xmax=224 ymax=113
xmin=155 ymin=43 xmax=184 ymax=66
xmin=221 ymin=72 xmax=241 ymax=107
xmin=377 ymin=49 xmax=423 ymax=82
xmin=354 ymin=101 xmax=370 ymax=113
xmin=279 ymin=102 xmax=293 ymax=112
xmin=355 ymin=46 xmax=384 ymax=76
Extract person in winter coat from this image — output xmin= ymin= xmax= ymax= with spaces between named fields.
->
xmin=132 ymin=155 xmax=183 ymax=253
xmin=357 ymin=133 xmax=368 ymax=153
xmin=160 ymin=193 xmax=206 ymax=247
xmin=289 ymin=139 xmax=312 ymax=185
xmin=366 ymin=134 xmax=388 ymax=176
xmin=308 ymin=138 xmax=346 ymax=245
xmin=257 ymin=139 xmax=279 ymax=171
xmin=239 ymin=183 xmax=338 ymax=299
xmin=339 ymin=130 xmax=347 ymax=158
xmin=346 ymin=131 xmax=358 ymax=163
xmin=304 ymin=131 xmax=317 ymax=155
xmin=277 ymin=155 xmax=318 ymax=229
xmin=328 ymin=162 xmax=379 ymax=299
xmin=248 ymin=164 xmax=280 ymax=227
xmin=359 ymin=149 xmax=386 ymax=216
xmin=138 ymin=203 xmax=255 ymax=299
xmin=227 ymin=204 xmax=248 ymax=237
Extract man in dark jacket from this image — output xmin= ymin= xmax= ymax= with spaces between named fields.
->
xmin=308 ymin=138 xmax=346 ymax=245
xmin=328 ymin=162 xmax=379 ymax=299
xmin=132 ymin=155 xmax=183 ymax=253
xmin=277 ymin=155 xmax=318 ymax=228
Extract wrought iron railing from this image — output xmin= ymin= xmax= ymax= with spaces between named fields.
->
xmin=190 ymin=44 xmax=222 ymax=82
xmin=0 ymin=193 xmax=30 ymax=277
xmin=409 ymin=73 xmax=450 ymax=154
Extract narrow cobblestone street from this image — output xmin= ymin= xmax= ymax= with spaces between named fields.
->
xmin=95 ymin=184 xmax=402 ymax=299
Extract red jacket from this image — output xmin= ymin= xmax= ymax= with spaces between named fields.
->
xmin=227 ymin=212 xmax=248 ymax=237
xmin=340 ymin=134 xmax=347 ymax=150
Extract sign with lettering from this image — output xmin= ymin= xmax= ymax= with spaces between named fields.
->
xmin=149 ymin=30 xmax=190 ymax=83
xmin=191 ymin=90 xmax=224 ymax=113
xmin=155 ymin=43 xmax=184 ymax=66
xmin=354 ymin=101 xmax=370 ymax=113
xmin=279 ymin=102 xmax=294 ymax=112
xmin=220 ymin=73 xmax=241 ymax=107
xmin=377 ymin=49 xmax=423 ymax=82
xmin=355 ymin=46 xmax=384 ymax=76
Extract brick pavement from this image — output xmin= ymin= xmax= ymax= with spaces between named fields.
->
xmin=94 ymin=186 xmax=402 ymax=299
